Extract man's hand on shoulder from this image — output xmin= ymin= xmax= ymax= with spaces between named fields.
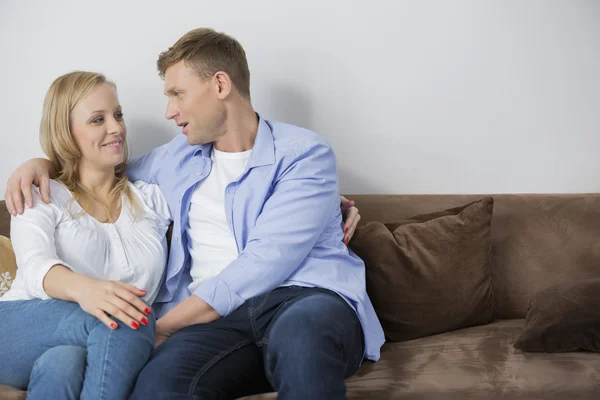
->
xmin=341 ymin=196 xmax=361 ymax=245
xmin=5 ymin=158 xmax=54 ymax=215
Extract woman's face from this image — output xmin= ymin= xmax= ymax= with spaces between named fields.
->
xmin=70 ymin=83 xmax=127 ymax=170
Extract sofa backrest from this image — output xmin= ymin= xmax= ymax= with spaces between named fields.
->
xmin=2 ymin=194 xmax=600 ymax=319
xmin=0 ymin=201 xmax=9 ymax=240
xmin=347 ymin=194 xmax=600 ymax=319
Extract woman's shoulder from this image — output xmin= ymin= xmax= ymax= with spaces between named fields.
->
xmin=29 ymin=179 xmax=72 ymax=208
xmin=11 ymin=180 xmax=71 ymax=220
xmin=128 ymin=181 xmax=171 ymax=222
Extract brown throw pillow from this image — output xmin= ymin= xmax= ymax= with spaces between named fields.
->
xmin=350 ymin=197 xmax=495 ymax=342
xmin=0 ymin=236 xmax=18 ymax=298
xmin=514 ymin=278 xmax=600 ymax=352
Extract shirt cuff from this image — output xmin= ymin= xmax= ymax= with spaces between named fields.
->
xmin=193 ymin=277 xmax=244 ymax=317
xmin=28 ymin=258 xmax=72 ymax=300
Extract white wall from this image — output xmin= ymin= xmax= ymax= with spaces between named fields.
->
xmin=1 ymin=0 xmax=599 ymax=197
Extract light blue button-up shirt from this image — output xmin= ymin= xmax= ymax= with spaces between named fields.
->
xmin=127 ymin=117 xmax=384 ymax=361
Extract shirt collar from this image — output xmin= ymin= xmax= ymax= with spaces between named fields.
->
xmin=193 ymin=114 xmax=275 ymax=169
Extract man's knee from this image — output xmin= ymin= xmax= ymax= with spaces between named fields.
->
xmin=264 ymin=292 xmax=362 ymax=373
xmin=267 ymin=292 xmax=351 ymax=347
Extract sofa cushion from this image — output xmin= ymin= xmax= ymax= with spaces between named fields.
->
xmin=0 ymin=236 xmax=17 ymax=298
xmin=240 ymin=320 xmax=600 ymax=400
xmin=350 ymin=197 xmax=495 ymax=342
xmin=514 ymin=278 xmax=600 ymax=353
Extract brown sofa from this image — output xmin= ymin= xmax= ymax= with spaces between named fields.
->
xmin=2 ymin=194 xmax=600 ymax=399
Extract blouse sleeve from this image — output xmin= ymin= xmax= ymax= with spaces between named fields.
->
xmin=9 ymin=186 xmax=72 ymax=299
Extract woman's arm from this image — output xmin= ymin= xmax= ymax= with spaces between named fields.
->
xmin=10 ymin=188 xmax=152 ymax=330
xmin=43 ymin=264 xmax=151 ymax=330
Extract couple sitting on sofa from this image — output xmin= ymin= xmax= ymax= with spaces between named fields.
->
xmin=0 ymin=28 xmax=385 ymax=400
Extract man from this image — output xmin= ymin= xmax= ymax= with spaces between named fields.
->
xmin=5 ymin=28 xmax=384 ymax=399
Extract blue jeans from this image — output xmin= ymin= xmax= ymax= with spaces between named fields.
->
xmin=130 ymin=286 xmax=364 ymax=400
xmin=28 ymin=345 xmax=87 ymax=399
xmin=0 ymin=299 xmax=156 ymax=400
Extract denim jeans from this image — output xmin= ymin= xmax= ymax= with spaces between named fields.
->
xmin=28 ymin=345 xmax=87 ymax=400
xmin=130 ymin=286 xmax=364 ymax=400
xmin=0 ymin=299 xmax=156 ymax=400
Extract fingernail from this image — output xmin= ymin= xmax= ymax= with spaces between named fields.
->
xmin=345 ymin=238 xmax=349 ymax=246
xmin=141 ymin=317 xmax=149 ymax=326
xmin=110 ymin=322 xmax=117 ymax=330
xmin=145 ymin=307 xmax=151 ymax=314
xmin=344 ymin=227 xmax=349 ymax=233
xmin=131 ymin=321 xmax=140 ymax=329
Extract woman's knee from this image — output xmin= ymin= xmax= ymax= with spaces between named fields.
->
xmin=116 ymin=311 xmax=156 ymax=336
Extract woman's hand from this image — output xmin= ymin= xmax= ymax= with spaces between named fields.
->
xmin=74 ymin=277 xmax=152 ymax=330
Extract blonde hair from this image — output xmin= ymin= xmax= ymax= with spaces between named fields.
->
xmin=157 ymin=28 xmax=251 ymax=99
xmin=40 ymin=71 xmax=138 ymax=222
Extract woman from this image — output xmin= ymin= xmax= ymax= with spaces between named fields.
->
xmin=0 ymin=71 xmax=171 ymax=399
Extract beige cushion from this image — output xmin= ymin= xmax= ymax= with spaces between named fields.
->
xmin=350 ymin=197 xmax=495 ymax=342
xmin=0 ymin=236 xmax=17 ymax=298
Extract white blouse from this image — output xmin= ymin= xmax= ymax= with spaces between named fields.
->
xmin=0 ymin=180 xmax=171 ymax=304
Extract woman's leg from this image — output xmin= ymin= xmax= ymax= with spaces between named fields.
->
xmin=0 ymin=299 xmax=155 ymax=399
xmin=28 ymin=345 xmax=87 ymax=400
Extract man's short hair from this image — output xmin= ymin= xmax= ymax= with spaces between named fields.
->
xmin=157 ymin=28 xmax=251 ymax=99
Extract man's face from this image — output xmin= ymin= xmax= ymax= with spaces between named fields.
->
xmin=163 ymin=60 xmax=225 ymax=145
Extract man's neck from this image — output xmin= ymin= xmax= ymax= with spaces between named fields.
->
xmin=213 ymin=100 xmax=259 ymax=153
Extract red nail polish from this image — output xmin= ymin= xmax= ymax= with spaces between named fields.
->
xmin=344 ymin=227 xmax=349 ymax=233
xmin=145 ymin=308 xmax=151 ymax=315
xmin=345 ymin=238 xmax=349 ymax=246
xmin=110 ymin=322 xmax=117 ymax=330
xmin=141 ymin=317 xmax=149 ymax=326
xmin=131 ymin=321 xmax=140 ymax=329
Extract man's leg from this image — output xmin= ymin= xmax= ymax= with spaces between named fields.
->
xmin=130 ymin=309 xmax=272 ymax=400
xmin=261 ymin=287 xmax=364 ymax=400
xmin=28 ymin=345 xmax=87 ymax=400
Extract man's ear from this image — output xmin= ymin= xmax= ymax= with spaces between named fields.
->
xmin=214 ymin=71 xmax=232 ymax=100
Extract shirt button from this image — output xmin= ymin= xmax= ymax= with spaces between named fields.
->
xmin=196 ymin=172 xmax=201 ymax=176
xmin=175 ymin=236 xmax=179 ymax=242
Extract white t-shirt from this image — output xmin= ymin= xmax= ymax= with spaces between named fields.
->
xmin=1 ymin=180 xmax=171 ymax=304
xmin=187 ymin=148 xmax=252 ymax=293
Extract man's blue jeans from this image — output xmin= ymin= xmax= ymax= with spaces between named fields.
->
xmin=0 ymin=299 xmax=156 ymax=399
xmin=130 ymin=286 xmax=364 ymax=400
